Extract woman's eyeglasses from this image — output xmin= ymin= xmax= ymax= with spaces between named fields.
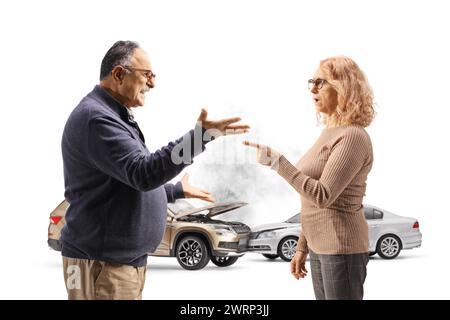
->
xmin=308 ymin=78 xmax=327 ymax=90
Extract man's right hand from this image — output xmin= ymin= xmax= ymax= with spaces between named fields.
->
xmin=291 ymin=251 xmax=308 ymax=280
xmin=197 ymin=108 xmax=250 ymax=136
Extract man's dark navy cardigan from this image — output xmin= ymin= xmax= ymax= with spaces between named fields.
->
xmin=61 ymin=85 xmax=207 ymax=267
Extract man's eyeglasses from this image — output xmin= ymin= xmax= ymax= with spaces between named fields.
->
xmin=123 ymin=66 xmax=156 ymax=80
xmin=308 ymin=78 xmax=327 ymax=90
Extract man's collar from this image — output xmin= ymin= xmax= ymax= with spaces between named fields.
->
xmin=92 ymin=85 xmax=134 ymax=123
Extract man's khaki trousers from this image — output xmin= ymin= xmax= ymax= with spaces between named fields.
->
xmin=62 ymin=256 xmax=146 ymax=300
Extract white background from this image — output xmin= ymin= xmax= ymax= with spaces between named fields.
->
xmin=0 ymin=0 xmax=449 ymax=299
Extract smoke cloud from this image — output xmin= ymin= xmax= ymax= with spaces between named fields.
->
xmin=184 ymin=125 xmax=303 ymax=227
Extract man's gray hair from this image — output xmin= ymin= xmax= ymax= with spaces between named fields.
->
xmin=100 ymin=40 xmax=140 ymax=80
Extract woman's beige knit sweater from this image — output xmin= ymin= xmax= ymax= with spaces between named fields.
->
xmin=275 ymin=125 xmax=373 ymax=254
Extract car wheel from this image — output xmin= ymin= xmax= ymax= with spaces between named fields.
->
xmin=176 ymin=236 xmax=210 ymax=270
xmin=262 ymin=254 xmax=279 ymax=260
xmin=376 ymin=234 xmax=402 ymax=259
xmin=277 ymin=236 xmax=298 ymax=262
xmin=369 ymin=252 xmax=377 ymax=257
xmin=210 ymin=256 xmax=239 ymax=267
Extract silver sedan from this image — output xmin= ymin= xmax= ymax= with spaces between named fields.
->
xmin=248 ymin=213 xmax=301 ymax=261
xmin=248 ymin=205 xmax=422 ymax=261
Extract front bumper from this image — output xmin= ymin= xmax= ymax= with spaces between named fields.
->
xmin=212 ymin=235 xmax=249 ymax=257
xmin=247 ymin=238 xmax=278 ymax=255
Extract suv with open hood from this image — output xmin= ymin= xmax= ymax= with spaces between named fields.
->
xmin=48 ymin=199 xmax=251 ymax=270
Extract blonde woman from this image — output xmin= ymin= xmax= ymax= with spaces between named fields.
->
xmin=244 ymin=56 xmax=375 ymax=300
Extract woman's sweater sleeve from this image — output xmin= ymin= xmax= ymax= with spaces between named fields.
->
xmin=297 ymin=232 xmax=308 ymax=253
xmin=274 ymin=128 xmax=369 ymax=209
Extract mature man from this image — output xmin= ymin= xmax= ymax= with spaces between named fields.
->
xmin=61 ymin=40 xmax=249 ymax=300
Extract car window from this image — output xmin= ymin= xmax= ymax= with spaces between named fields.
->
xmin=286 ymin=213 xmax=300 ymax=223
xmin=373 ymin=209 xmax=384 ymax=219
xmin=364 ymin=207 xmax=373 ymax=220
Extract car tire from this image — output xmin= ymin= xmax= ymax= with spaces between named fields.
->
xmin=210 ymin=256 xmax=239 ymax=267
xmin=277 ymin=236 xmax=298 ymax=262
xmin=176 ymin=236 xmax=210 ymax=270
xmin=376 ymin=234 xmax=402 ymax=259
xmin=369 ymin=252 xmax=377 ymax=257
xmin=262 ymin=254 xmax=279 ymax=260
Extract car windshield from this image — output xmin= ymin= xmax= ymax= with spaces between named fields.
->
xmin=285 ymin=213 xmax=300 ymax=223
xmin=167 ymin=200 xmax=195 ymax=215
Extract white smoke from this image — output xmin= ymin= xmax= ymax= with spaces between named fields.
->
xmin=181 ymin=103 xmax=305 ymax=227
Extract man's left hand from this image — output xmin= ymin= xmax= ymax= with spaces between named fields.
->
xmin=180 ymin=173 xmax=215 ymax=202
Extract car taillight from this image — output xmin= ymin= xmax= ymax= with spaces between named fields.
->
xmin=413 ymin=221 xmax=419 ymax=229
xmin=50 ymin=216 xmax=63 ymax=225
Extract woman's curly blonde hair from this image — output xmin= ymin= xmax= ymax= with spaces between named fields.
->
xmin=318 ymin=56 xmax=375 ymax=128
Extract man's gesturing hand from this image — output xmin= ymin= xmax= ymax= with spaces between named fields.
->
xmin=197 ymin=108 xmax=250 ymax=136
xmin=243 ymin=140 xmax=281 ymax=167
xmin=180 ymin=173 xmax=215 ymax=203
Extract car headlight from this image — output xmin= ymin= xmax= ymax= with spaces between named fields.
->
xmin=256 ymin=230 xmax=278 ymax=239
xmin=211 ymin=224 xmax=236 ymax=234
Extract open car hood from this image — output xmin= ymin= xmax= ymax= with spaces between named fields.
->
xmin=174 ymin=201 xmax=248 ymax=219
